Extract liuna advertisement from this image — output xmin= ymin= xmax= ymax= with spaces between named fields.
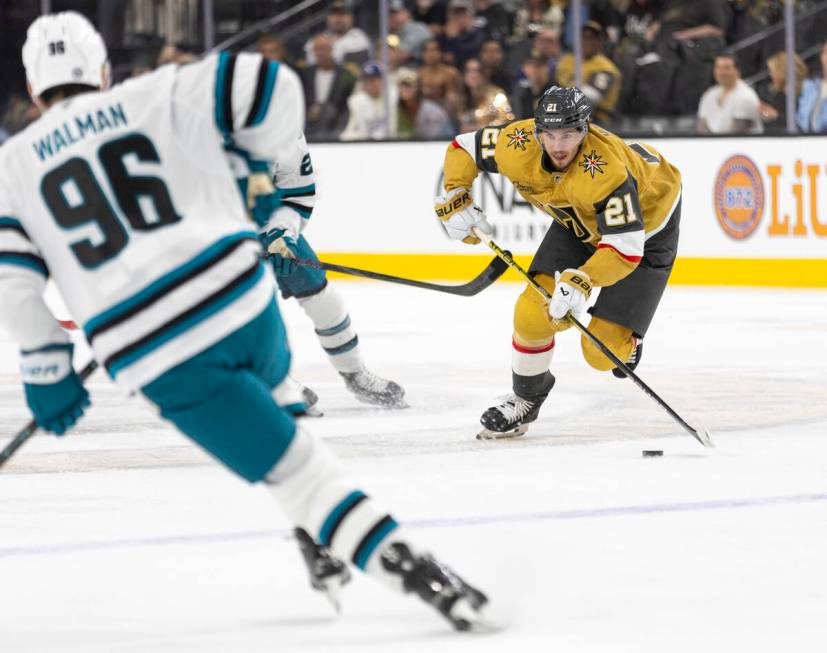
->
xmin=307 ymin=136 xmax=827 ymax=287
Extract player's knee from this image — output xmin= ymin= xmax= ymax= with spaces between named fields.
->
xmin=581 ymin=318 xmax=636 ymax=371
xmin=513 ymin=274 xmax=557 ymax=343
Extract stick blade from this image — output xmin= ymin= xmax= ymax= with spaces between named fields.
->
xmin=695 ymin=427 xmax=715 ymax=448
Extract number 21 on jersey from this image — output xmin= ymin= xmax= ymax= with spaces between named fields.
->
xmin=603 ymin=192 xmax=638 ymax=227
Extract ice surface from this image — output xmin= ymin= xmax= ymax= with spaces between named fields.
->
xmin=2 ymin=283 xmax=826 ymax=652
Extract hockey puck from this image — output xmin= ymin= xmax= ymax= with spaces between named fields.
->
xmin=642 ymin=450 xmax=664 ymax=457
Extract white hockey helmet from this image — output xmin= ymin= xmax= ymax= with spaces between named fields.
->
xmin=22 ymin=11 xmax=108 ymax=97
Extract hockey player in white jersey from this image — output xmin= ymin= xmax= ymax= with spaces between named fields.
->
xmin=229 ymin=138 xmax=406 ymax=410
xmin=0 ymin=12 xmax=490 ymax=631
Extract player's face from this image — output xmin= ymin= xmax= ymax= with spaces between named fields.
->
xmin=540 ymin=128 xmax=586 ymax=169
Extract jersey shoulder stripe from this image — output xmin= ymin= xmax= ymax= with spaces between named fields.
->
xmin=246 ymin=61 xmax=280 ymax=128
xmin=245 ymin=59 xmax=280 ymax=127
xmin=214 ymin=52 xmax=238 ymax=136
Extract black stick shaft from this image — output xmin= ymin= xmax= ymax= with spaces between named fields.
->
xmin=287 ymin=255 xmax=507 ymax=297
xmin=479 ymin=236 xmax=713 ymax=448
xmin=0 ymin=359 xmax=99 ymax=469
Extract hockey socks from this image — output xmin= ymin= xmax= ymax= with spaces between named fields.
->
xmin=298 ymin=284 xmax=406 ymax=407
xmin=265 ymin=427 xmax=489 ymax=629
xmin=266 ymin=427 xmax=398 ymax=572
xmin=297 ymin=284 xmax=363 ymax=373
xmin=478 ymin=339 xmax=556 ymax=439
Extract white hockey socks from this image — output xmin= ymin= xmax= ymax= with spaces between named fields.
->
xmin=265 ymin=426 xmax=403 ymax=579
xmin=511 ymin=337 xmax=555 ymax=378
xmin=297 ymin=284 xmax=364 ymax=374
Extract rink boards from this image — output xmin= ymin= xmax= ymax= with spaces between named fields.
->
xmin=307 ymin=135 xmax=826 ymax=287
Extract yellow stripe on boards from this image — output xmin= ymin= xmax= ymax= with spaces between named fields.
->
xmin=316 ymin=253 xmax=827 ymax=288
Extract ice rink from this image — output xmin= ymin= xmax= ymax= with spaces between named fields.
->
xmin=2 ymin=280 xmax=826 ymax=652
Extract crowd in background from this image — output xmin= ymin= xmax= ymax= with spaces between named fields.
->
xmin=3 ymin=0 xmax=827 ymax=143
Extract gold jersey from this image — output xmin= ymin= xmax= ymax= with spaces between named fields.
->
xmin=443 ymin=118 xmax=682 ymax=286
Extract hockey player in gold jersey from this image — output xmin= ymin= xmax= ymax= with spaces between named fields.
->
xmin=434 ymin=85 xmax=682 ymax=438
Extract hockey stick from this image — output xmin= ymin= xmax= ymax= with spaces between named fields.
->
xmin=0 ymin=359 xmax=99 ymax=470
xmin=473 ymin=229 xmax=714 ymax=448
xmin=283 ymin=254 xmax=510 ymax=297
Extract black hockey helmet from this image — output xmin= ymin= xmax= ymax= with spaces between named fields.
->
xmin=534 ymin=85 xmax=592 ymax=133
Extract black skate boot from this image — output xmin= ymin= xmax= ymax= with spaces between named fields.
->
xmin=380 ymin=541 xmax=493 ymax=631
xmin=612 ymin=338 xmax=643 ymax=379
xmin=477 ymin=371 xmax=555 ymax=440
xmin=300 ymin=384 xmax=322 ymax=416
xmin=340 ymin=369 xmax=407 ymax=408
xmin=294 ymin=527 xmax=351 ymax=612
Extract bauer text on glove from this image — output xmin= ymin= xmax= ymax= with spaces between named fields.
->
xmin=549 ymin=269 xmax=592 ymax=321
xmin=434 ymin=187 xmax=493 ymax=244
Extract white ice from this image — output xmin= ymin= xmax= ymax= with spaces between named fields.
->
xmin=1 ymin=282 xmax=826 ymax=652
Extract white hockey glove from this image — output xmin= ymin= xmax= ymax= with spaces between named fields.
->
xmin=549 ymin=269 xmax=593 ymax=322
xmin=434 ymin=187 xmax=493 ymax=245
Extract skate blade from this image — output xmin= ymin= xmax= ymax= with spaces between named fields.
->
xmin=353 ymin=395 xmax=409 ymax=410
xmin=322 ymin=580 xmax=343 ymax=614
xmin=450 ymin=600 xmax=505 ymax=633
xmin=315 ymin=571 xmax=351 ymax=615
xmin=476 ymin=424 xmax=528 ymax=440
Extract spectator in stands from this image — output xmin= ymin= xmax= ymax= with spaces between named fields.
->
xmin=458 ymin=57 xmax=513 ymax=131
xmin=412 ymin=0 xmax=449 ymax=36
xmin=650 ymin=0 xmax=729 ymax=114
xmin=757 ymin=51 xmax=806 ymax=134
xmin=258 ymin=33 xmax=289 ymax=63
xmin=797 ymin=42 xmax=827 ymax=134
xmin=301 ymin=34 xmax=358 ymax=141
xmin=511 ymin=0 xmax=564 ymax=43
xmin=390 ymin=0 xmax=432 ymax=61
xmin=419 ymin=39 xmax=464 ymax=120
xmin=479 ymin=39 xmax=514 ymax=91
xmin=304 ymin=0 xmax=372 ymax=68
xmin=341 ymin=62 xmax=397 ymax=140
xmin=533 ymin=28 xmax=562 ymax=84
xmin=472 ymin=0 xmax=513 ymax=43
xmin=555 ymin=21 xmax=621 ymax=125
xmin=511 ymin=52 xmax=551 ymax=119
xmin=396 ymin=68 xmax=455 ymax=139
xmin=0 ymin=94 xmax=38 ymax=136
xmin=697 ymin=53 xmax=763 ymax=134
xmin=156 ymin=44 xmax=195 ymax=67
xmin=612 ymin=0 xmax=663 ymax=59
xmin=439 ymin=0 xmax=485 ymax=69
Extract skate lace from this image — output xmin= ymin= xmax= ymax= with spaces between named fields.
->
xmin=495 ymin=394 xmax=534 ymax=422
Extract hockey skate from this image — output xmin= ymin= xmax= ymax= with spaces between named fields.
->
xmin=477 ymin=372 xmax=555 ymax=440
xmin=299 ymin=384 xmax=323 ymax=417
xmin=612 ymin=338 xmax=643 ymax=379
xmin=294 ymin=527 xmax=351 ymax=613
xmin=380 ymin=542 xmax=494 ymax=632
xmin=340 ymin=369 xmax=407 ymax=408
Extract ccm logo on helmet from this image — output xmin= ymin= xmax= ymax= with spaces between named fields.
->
xmin=435 ymin=191 xmax=471 ymax=217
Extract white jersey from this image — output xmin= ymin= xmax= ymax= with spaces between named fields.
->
xmin=0 ymin=52 xmax=304 ymax=391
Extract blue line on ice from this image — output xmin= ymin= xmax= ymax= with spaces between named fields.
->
xmin=3 ymin=492 xmax=826 ymax=559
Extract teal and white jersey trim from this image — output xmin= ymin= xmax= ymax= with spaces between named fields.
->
xmin=85 ymin=233 xmax=275 ymax=391
xmin=0 ymin=216 xmax=48 ymax=276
